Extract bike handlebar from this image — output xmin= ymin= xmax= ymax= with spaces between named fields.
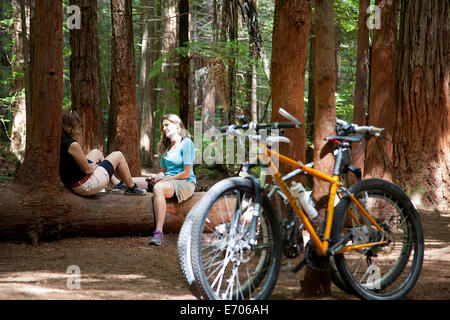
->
xmin=336 ymin=118 xmax=386 ymax=137
xmin=215 ymin=121 xmax=302 ymax=133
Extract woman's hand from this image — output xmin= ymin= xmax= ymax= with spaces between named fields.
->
xmin=147 ymin=172 xmax=164 ymax=183
xmin=86 ymin=163 xmax=98 ymax=175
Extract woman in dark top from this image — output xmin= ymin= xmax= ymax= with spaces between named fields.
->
xmin=60 ymin=109 xmax=146 ymax=196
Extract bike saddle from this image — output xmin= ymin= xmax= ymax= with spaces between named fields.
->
xmin=324 ymin=135 xmax=363 ymax=143
xmin=320 ymin=135 xmax=363 ymax=159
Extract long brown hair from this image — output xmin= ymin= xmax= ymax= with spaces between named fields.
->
xmin=62 ymin=109 xmax=81 ymax=139
xmin=157 ymin=114 xmax=189 ymax=156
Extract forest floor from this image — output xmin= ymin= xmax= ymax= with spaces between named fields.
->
xmin=0 ymin=163 xmax=448 ymax=300
xmin=0 ymin=207 xmax=448 ymax=300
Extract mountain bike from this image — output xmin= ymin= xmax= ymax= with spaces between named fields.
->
xmin=178 ymin=109 xmax=424 ymax=300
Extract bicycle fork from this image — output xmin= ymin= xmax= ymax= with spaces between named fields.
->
xmin=244 ymin=174 xmax=263 ymax=247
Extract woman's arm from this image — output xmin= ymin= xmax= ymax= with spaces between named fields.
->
xmin=68 ymin=142 xmax=97 ymax=175
xmin=161 ymin=165 xmax=191 ymax=181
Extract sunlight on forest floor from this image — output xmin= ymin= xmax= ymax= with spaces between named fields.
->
xmin=0 ymin=211 xmax=448 ymax=300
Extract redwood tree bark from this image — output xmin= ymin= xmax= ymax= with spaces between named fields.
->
xmin=69 ymin=0 xmax=104 ymax=153
xmin=352 ymin=0 xmax=371 ymax=175
xmin=364 ymin=0 xmax=398 ymax=181
xmin=306 ymin=21 xmax=315 ymax=175
xmin=312 ymin=0 xmax=336 ymax=200
xmin=393 ymin=0 xmax=449 ymax=211
xmin=178 ymin=0 xmax=192 ymax=130
xmin=138 ymin=0 xmax=156 ymax=166
xmin=10 ymin=0 xmax=29 ymax=161
xmin=15 ymin=0 xmax=63 ymax=188
xmin=303 ymin=0 xmax=336 ymax=297
xmin=270 ymin=0 xmax=311 ymax=174
xmin=108 ymin=0 xmax=141 ymax=176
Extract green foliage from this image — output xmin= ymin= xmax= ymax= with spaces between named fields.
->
xmin=335 ymin=0 xmax=360 ymax=33
xmin=336 ymin=81 xmax=356 ymax=123
xmin=0 ymin=0 xmax=367 ymax=172
xmin=0 ymin=144 xmax=21 ymax=177
xmin=334 ymin=0 xmax=360 ymax=124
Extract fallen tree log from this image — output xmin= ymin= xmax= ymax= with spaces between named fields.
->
xmin=0 ymin=184 xmax=205 ymax=244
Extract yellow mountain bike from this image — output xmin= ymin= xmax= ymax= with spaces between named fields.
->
xmin=178 ymin=109 xmax=424 ymax=300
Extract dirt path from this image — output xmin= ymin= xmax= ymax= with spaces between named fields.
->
xmin=0 ymin=210 xmax=448 ymax=300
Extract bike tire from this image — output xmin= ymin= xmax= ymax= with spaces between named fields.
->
xmin=330 ymin=256 xmax=353 ymax=293
xmin=189 ymin=177 xmax=282 ymax=300
xmin=177 ymin=200 xmax=203 ymax=298
xmin=331 ymin=178 xmax=424 ymax=300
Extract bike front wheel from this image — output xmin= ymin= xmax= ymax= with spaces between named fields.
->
xmin=189 ymin=177 xmax=282 ymax=300
xmin=332 ymin=178 xmax=424 ymax=300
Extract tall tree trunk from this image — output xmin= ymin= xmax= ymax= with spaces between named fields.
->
xmin=223 ymin=0 xmax=239 ymax=123
xmin=250 ymin=62 xmax=258 ymax=123
xmin=306 ymin=20 xmax=315 ymax=184
xmin=197 ymin=1 xmax=217 ymax=129
xmin=393 ymin=0 xmax=449 ymax=211
xmin=203 ymin=59 xmax=216 ymax=128
xmin=304 ymin=0 xmax=336 ymax=297
xmin=108 ymin=0 xmax=141 ymax=176
xmin=10 ymin=0 xmax=29 ymax=161
xmin=245 ymin=45 xmax=258 ymax=122
xmin=138 ymin=0 xmax=156 ymax=167
xmin=25 ymin=0 xmax=35 ymax=140
xmin=334 ymin=24 xmax=341 ymax=90
xmin=159 ymin=0 xmax=178 ymax=117
xmin=351 ymin=0 xmax=371 ymax=176
xmin=69 ymin=0 xmax=104 ymax=154
xmin=364 ymin=0 xmax=398 ymax=181
xmin=178 ymin=0 xmax=192 ymax=130
xmin=270 ymin=0 xmax=311 ymax=175
xmin=150 ymin=0 xmax=163 ymax=164
xmin=312 ymin=0 xmax=336 ymax=200
xmin=15 ymin=0 xmax=63 ymax=188
xmin=245 ymin=0 xmax=260 ymax=123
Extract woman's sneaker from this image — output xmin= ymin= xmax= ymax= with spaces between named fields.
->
xmin=149 ymin=230 xmax=163 ymax=246
xmin=124 ymin=183 xmax=147 ymax=196
xmin=111 ymin=181 xmax=127 ymax=193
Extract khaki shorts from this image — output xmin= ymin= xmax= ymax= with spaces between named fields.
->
xmin=72 ymin=166 xmax=110 ymax=196
xmin=169 ymin=179 xmax=195 ymax=203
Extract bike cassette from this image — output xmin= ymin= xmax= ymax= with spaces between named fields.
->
xmin=305 ymin=241 xmax=329 ymax=272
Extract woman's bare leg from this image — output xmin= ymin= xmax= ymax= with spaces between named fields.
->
xmin=87 ymin=149 xmax=120 ymax=185
xmin=153 ymin=181 xmax=175 ymax=232
xmin=132 ymin=177 xmax=148 ymax=189
xmin=104 ymin=151 xmax=134 ymax=187
xmin=86 ymin=149 xmax=104 ymax=163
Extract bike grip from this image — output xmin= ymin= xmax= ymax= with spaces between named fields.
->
xmin=272 ymin=122 xmax=302 ymax=129
xmin=368 ymin=126 xmax=386 ymax=135
xmin=336 ymin=118 xmax=348 ymax=126
xmin=214 ymin=125 xmax=229 ymax=132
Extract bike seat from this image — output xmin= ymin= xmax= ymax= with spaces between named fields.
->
xmin=324 ymin=135 xmax=363 ymax=143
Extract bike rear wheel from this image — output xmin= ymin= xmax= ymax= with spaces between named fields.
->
xmin=189 ymin=177 xmax=282 ymax=300
xmin=332 ymin=179 xmax=424 ymax=300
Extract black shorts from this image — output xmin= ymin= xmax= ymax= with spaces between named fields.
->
xmin=89 ymin=159 xmax=114 ymax=179
xmin=99 ymin=160 xmax=114 ymax=179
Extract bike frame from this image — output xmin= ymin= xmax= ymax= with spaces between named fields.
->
xmin=258 ymin=143 xmax=388 ymax=256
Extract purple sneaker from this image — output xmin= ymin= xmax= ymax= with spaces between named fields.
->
xmin=149 ymin=230 xmax=163 ymax=246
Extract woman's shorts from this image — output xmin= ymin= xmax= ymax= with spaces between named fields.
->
xmin=169 ymin=179 xmax=195 ymax=203
xmin=72 ymin=160 xmax=114 ymax=196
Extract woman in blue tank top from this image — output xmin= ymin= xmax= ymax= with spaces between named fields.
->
xmin=147 ymin=114 xmax=196 ymax=245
